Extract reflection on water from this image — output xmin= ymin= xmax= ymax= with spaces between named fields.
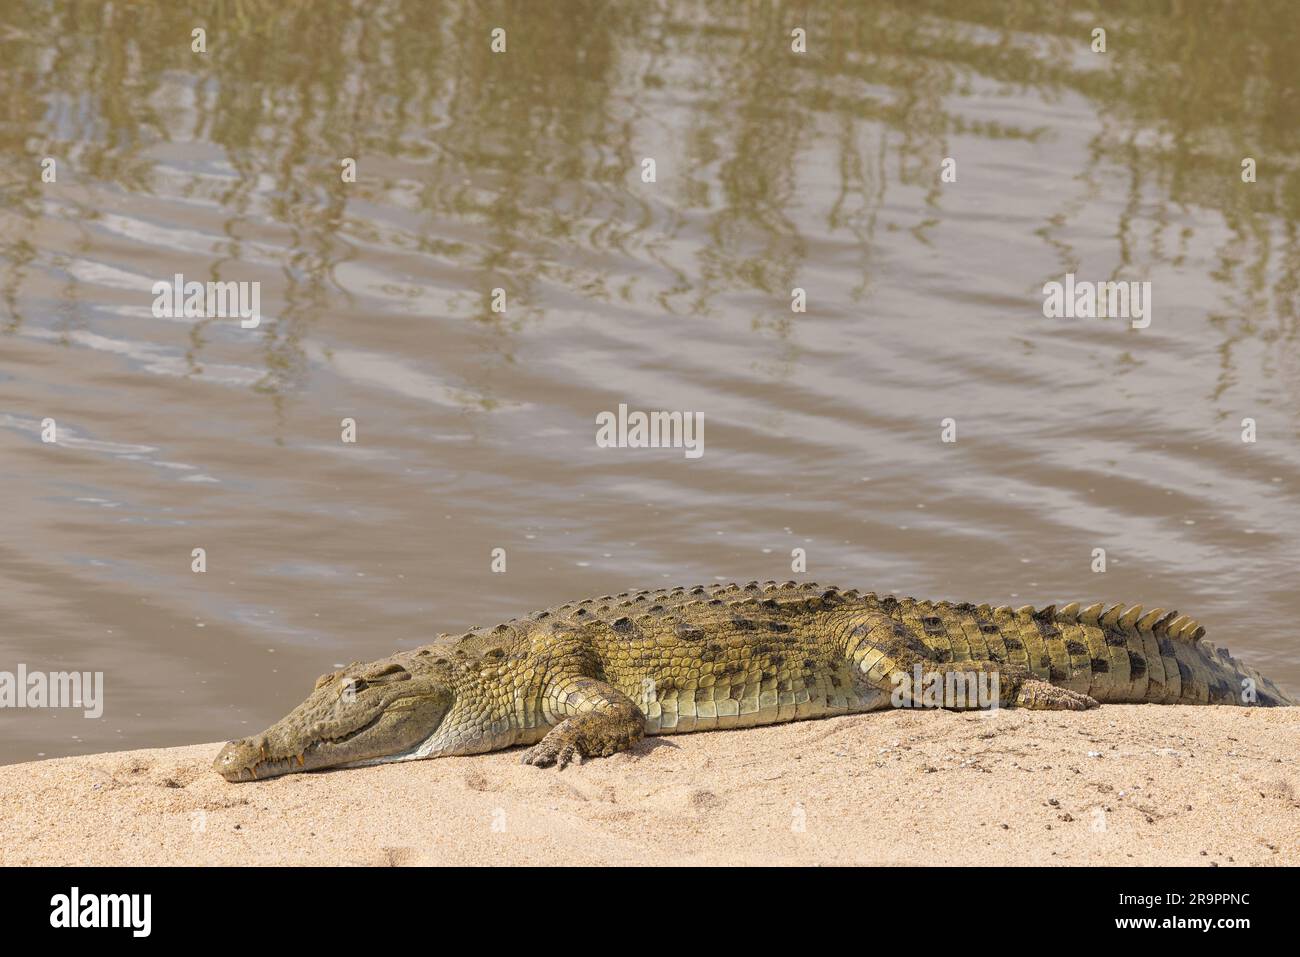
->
xmin=1 ymin=1 xmax=1298 ymax=762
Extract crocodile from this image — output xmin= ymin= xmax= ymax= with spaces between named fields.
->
xmin=214 ymin=581 xmax=1294 ymax=781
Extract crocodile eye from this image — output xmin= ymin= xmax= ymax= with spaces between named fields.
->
xmin=341 ymin=677 xmax=369 ymax=698
xmin=361 ymin=662 xmax=411 ymax=683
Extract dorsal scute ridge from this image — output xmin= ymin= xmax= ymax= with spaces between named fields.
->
xmin=515 ymin=588 xmax=1212 ymax=646
xmin=1037 ymin=600 xmax=1206 ymax=643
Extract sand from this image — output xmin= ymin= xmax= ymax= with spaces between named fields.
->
xmin=2 ymin=705 xmax=1295 ymax=866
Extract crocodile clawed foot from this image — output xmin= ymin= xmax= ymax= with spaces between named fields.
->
xmin=521 ymin=745 xmax=582 ymax=769
xmin=520 ymin=706 xmax=644 ymax=770
xmin=1014 ymin=677 xmax=1099 ymax=711
xmin=520 ymin=732 xmax=583 ymax=770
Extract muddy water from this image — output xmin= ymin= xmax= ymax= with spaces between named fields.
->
xmin=1 ymin=1 xmax=1298 ymax=764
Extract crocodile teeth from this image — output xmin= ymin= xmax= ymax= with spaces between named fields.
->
xmin=1080 ymin=603 xmax=1104 ymax=624
xmin=1136 ymin=608 xmax=1164 ymax=631
xmin=1058 ymin=602 xmax=1081 ymax=620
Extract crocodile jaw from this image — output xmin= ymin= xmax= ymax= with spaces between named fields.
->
xmin=214 ymin=658 xmax=454 ymax=782
xmin=213 ymin=710 xmax=429 ymax=781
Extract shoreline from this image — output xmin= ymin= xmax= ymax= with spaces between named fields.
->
xmin=2 ymin=705 xmax=1296 ymax=866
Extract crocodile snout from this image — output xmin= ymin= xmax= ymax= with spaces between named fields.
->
xmin=213 ymin=737 xmax=265 ymax=781
xmin=213 ymin=654 xmax=456 ymax=782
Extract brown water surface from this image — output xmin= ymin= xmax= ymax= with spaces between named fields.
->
xmin=1 ymin=1 xmax=1298 ymax=763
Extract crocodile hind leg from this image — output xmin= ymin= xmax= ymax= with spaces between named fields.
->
xmin=862 ymin=654 xmax=1097 ymax=711
xmin=521 ymin=677 xmax=645 ymax=769
xmin=845 ymin=614 xmax=1098 ymax=711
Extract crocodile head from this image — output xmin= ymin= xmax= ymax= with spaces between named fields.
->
xmin=214 ymin=654 xmax=454 ymax=782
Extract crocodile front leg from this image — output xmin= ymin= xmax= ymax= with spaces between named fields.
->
xmin=521 ymin=677 xmax=645 ymax=769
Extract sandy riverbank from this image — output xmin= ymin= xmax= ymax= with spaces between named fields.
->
xmin=1 ymin=705 xmax=1295 ymax=866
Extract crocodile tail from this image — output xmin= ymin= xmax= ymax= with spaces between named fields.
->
xmin=1196 ymin=640 xmax=1295 ymax=707
xmin=1054 ymin=602 xmax=1294 ymax=706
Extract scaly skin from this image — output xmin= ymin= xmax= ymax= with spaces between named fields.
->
xmin=213 ymin=581 xmax=1294 ymax=781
